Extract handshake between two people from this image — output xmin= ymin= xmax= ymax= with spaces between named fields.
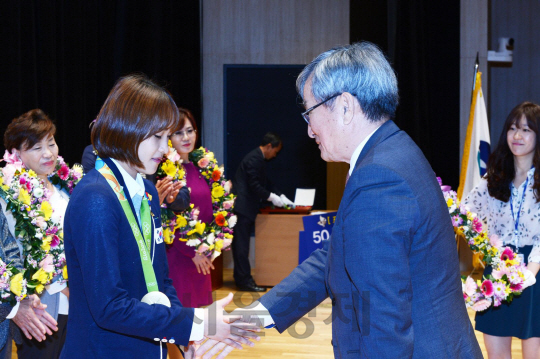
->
xmin=186 ymin=293 xmax=271 ymax=359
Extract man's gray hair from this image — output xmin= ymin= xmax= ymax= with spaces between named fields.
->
xmin=297 ymin=42 xmax=399 ymax=122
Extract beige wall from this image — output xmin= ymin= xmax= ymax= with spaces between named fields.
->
xmin=201 ymin=0 xmax=349 ymax=163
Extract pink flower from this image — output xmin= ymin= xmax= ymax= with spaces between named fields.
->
xmin=223 ymin=200 xmax=235 ymax=210
xmin=58 ymin=164 xmax=69 ymax=180
xmin=493 ymin=297 xmax=502 ymax=307
xmin=508 ymin=271 xmax=523 ymax=285
xmin=489 ymin=235 xmax=502 ymax=249
xmin=472 ymin=217 xmax=483 ymax=232
xmin=1 ymin=164 xmax=18 ymax=184
xmin=3 ymin=150 xmax=20 ymax=165
xmin=50 ymin=235 xmax=60 ymax=248
xmin=39 ymin=254 xmax=55 ymax=272
xmin=472 ymin=298 xmax=492 ymax=312
xmin=500 ymin=247 xmax=515 ymax=261
xmin=197 ymin=157 xmax=210 ymax=168
xmin=436 ymin=177 xmax=442 ymax=186
xmin=440 ymin=185 xmax=452 ymax=192
xmin=451 ymin=215 xmax=463 ymax=227
xmin=35 ymin=216 xmax=47 ymax=230
xmin=510 ymin=283 xmax=523 ymax=292
xmin=465 ymin=276 xmax=478 ymax=296
xmin=197 ymin=244 xmax=209 ymax=253
xmin=492 ymin=282 xmax=506 ymax=298
xmin=192 ymin=208 xmax=200 ymax=221
xmin=481 ymin=280 xmax=494 ymax=297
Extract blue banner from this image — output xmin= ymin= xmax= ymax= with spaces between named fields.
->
xmin=299 ymin=212 xmax=337 ymax=264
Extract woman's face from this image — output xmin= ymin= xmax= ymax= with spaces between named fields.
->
xmin=16 ymin=134 xmax=58 ymax=177
xmin=170 ymin=122 xmax=196 ymax=159
xmin=137 ymin=131 xmax=169 ymax=175
xmin=507 ymin=116 xmax=537 ymax=160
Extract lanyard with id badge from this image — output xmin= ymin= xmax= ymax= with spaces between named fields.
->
xmin=510 ymin=175 xmax=529 ymax=264
xmin=96 ymin=157 xmax=171 ymax=307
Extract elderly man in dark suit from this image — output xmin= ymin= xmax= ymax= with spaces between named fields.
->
xmin=233 ymin=42 xmax=483 ymax=358
xmin=232 ymin=132 xmax=293 ymax=292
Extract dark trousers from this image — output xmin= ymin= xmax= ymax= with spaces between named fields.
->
xmin=0 ymin=332 xmax=11 ymax=359
xmin=232 ymin=212 xmax=255 ymax=286
xmin=16 ymin=314 xmax=68 ymax=359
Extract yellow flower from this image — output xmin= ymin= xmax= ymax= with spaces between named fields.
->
xmin=10 ymin=273 xmax=24 ymax=296
xmin=224 ymin=233 xmax=233 ymax=239
xmin=28 ymin=169 xmax=37 ymax=177
xmin=163 ymin=227 xmax=173 ymax=244
xmin=187 ymin=222 xmax=206 ymax=236
xmin=178 ymin=237 xmax=188 ymax=242
xmin=32 ymin=268 xmax=51 ymax=284
xmin=162 ymin=160 xmax=177 ymax=177
xmin=41 ymin=201 xmax=53 ymax=221
xmin=1 ymin=185 xmax=8 ymax=191
xmin=19 ymin=188 xmax=31 ymax=206
xmin=446 ymin=198 xmax=453 ymax=207
xmin=62 ymin=265 xmax=68 ymax=280
xmin=214 ymin=239 xmax=224 ymax=253
xmin=175 ymin=215 xmax=187 ymax=229
xmin=168 ymin=140 xmax=173 ymax=147
xmin=41 ymin=237 xmax=52 ymax=253
xmin=36 ymin=284 xmax=45 ymax=294
xmin=0 ymin=177 xmax=3 ymax=186
xmin=177 ymin=167 xmax=185 ymax=180
xmin=212 ymin=185 xmax=225 ymax=199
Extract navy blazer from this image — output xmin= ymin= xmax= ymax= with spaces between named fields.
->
xmin=61 ymin=169 xmax=195 ymax=358
xmin=260 ymin=121 xmax=482 ymax=358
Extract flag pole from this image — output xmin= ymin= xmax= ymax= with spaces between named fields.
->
xmin=471 ymin=52 xmax=479 ymax=104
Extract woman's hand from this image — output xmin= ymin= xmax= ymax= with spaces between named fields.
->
xmin=165 ymin=181 xmax=184 ymax=205
xmin=192 ymin=253 xmax=215 ymax=275
xmin=156 ymin=177 xmax=174 ymax=205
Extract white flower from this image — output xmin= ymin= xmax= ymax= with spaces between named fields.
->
xmin=228 ymin=215 xmax=237 ymax=228
xmin=223 ymin=180 xmax=232 ymax=193
xmin=189 ymin=220 xmax=198 ymax=227
xmin=186 ymin=239 xmax=201 ymax=247
xmin=33 ymin=187 xmax=44 ymax=198
xmin=35 ymin=232 xmax=43 ymax=239
xmin=206 ymin=233 xmax=215 ymax=245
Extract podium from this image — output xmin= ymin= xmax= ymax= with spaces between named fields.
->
xmin=254 ymin=213 xmax=306 ymax=286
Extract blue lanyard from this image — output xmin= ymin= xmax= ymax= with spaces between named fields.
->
xmin=509 ymin=174 xmax=530 ymax=250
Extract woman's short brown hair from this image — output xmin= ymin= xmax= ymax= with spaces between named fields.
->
xmin=4 ymin=109 xmax=56 ymax=151
xmin=91 ymin=74 xmax=179 ymax=168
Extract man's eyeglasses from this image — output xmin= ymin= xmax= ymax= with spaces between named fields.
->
xmin=301 ymin=94 xmax=340 ymax=124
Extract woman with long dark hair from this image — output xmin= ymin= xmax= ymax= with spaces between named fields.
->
xmin=463 ymin=101 xmax=540 ymax=358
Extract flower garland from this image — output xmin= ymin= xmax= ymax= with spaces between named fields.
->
xmin=0 ymin=259 xmax=26 ymax=305
xmin=438 ymin=177 xmax=526 ymax=311
xmin=160 ymin=146 xmax=236 ymax=259
xmin=0 ymin=151 xmax=81 ymax=303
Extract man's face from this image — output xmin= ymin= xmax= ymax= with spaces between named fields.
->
xmin=304 ymin=80 xmax=342 ymax=162
xmin=265 ymin=143 xmax=282 ymax=160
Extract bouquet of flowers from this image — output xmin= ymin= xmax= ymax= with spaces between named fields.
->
xmin=0 ymin=259 xmax=26 ymax=306
xmin=49 ymin=156 xmax=83 ymax=194
xmin=188 ymin=147 xmax=236 ymax=258
xmin=156 ymin=141 xmax=185 ymax=185
xmin=0 ymin=150 xmax=80 ymax=302
xmin=438 ymin=177 xmax=527 ymax=311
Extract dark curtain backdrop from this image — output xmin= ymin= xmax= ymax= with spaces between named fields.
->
xmin=0 ymin=1 xmax=201 ymax=166
xmin=351 ymin=0 xmax=460 ymax=189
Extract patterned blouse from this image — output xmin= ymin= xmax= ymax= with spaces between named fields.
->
xmin=463 ymin=167 xmax=540 ymax=264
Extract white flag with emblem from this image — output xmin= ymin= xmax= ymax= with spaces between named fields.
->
xmin=458 ymin=71 xmax=491 ymax=200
